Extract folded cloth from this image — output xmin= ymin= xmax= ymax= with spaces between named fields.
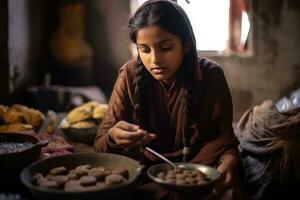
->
xmin=235 ymin=100 xmax=300 ymax=200
xmin=38 ymin=132 xmax=74 ymax=159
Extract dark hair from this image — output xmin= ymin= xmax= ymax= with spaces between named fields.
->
xmin=128 ymin=1 xmax=195 ymax=162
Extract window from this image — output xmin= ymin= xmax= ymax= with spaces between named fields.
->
xmin=130 ymin=0 xmax=251 ymax=56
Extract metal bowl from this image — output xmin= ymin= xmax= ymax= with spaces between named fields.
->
xmin=147 ymin=163 xmax=221 ymax=193
xmin=21 ymin=152 xmax=142 ymax=200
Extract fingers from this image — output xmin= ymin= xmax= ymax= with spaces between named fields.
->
xmin=139 ymin=133 xmax=156 ymax=146
xmin=116 ymin=120 xmax=139 ymax=131
xmin=118 ymin=128 xmax=148 ymax=140
xmin=214 ymin=172 xmax=233 ymax=193
xmin=213 ymin=154 xmax=238 ymax=193
xmin=115 ymin=121 xmax=149 ymax=140
xmin=109 ymin=121 xmax=156 ymax=147
xmin=110 ymin=121 xmax=142 ymax=141
xmin=213 ymin=165 xmax=235 ymax=195
xmin=125 ymin=133 xmax=156 ymax=148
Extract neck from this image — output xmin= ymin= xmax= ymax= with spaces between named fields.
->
xmin=161 ymin=80 xmax=174 ymax=90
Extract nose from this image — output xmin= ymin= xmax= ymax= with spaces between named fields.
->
xmin=150 ymin=50 xmax=161 ymax=64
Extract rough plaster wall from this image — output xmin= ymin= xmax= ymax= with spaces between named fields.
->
xmin=8 ymin=0 xmax=30 ymax=94
xmin=213 ymin=0 xmax=300 ymax=120
xmin=86 ymin=0 xmax=131 ymax=97
xmin=0 ymin=0 xmax=9 ymax=104
xmin=8 ymin=0 xmax=45 ymax=100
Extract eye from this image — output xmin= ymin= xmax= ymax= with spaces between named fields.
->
xmin=138 ymin=45 xmax=150 ymax=53
xmin=159 ymin=44 xmax=172 ymax=52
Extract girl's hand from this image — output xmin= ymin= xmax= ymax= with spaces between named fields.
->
xmin=108 ymin=120 xmax=156 ymax=148
xmin=214 ymin=154 xmax=239 ymax=194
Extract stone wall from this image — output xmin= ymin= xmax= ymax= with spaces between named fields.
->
xmin=213 ymin=0 xmax=300 ymax=120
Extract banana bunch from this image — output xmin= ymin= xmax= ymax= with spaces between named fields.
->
xmin=61 ymin=101 xmax=108 ymax=129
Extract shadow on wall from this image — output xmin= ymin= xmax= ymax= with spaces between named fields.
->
xmin=86 ymin=0 xmax=132 ymax=97
xmin=231 ymin=89 xmax=253 ymax=121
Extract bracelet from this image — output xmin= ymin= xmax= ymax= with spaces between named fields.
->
xmin=106 ymin=132 xmax=122 ymax=148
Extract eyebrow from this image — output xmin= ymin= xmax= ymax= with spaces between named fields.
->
xmin=137 ymin=39 xmax=173 ymax=46
xmin=157 ymin=39 xmax=173 ymax=44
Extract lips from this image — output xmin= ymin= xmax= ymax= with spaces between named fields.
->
xmin=151 ymin=66 xmax=166 ymax=74
xmin=152 ymin=68 xmax=165 ymax=74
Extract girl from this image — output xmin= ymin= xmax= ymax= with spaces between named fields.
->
xmin=95 ymin=0 xmax=243 ymax=199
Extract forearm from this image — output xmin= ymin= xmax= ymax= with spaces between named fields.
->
xmin=219 ymin=148 xmax=240 ymax=166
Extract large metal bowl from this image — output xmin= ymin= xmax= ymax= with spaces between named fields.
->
xmin=20 ymin=152 xmax=142 ymax=200
xmin=147 ymin=163 xmax=221 ymax=193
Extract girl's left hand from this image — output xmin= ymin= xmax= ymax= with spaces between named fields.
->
xmin=214 ymin=154 xmax=239 ymax=194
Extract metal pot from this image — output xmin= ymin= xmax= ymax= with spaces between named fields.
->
xmin=21 ymin=152 xmax=142 ymax=200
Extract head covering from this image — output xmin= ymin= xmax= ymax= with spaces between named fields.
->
xmin=134 ymin=0 xmax=203 ymax=80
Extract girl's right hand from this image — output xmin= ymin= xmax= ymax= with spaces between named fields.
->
xmin=108 ymin=120 xmax=156 ymax=148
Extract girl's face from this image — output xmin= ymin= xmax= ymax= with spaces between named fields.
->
xmin=136 ymin=25 xmax=185 ymax=84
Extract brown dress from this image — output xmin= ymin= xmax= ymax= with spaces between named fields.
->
xmin=94 ymin=1 xmax=241 ymax=199
xmin=94 ymin=58 xmax=240 ymax=200
xmin=94 ymin=58 xmax=239 ymax=164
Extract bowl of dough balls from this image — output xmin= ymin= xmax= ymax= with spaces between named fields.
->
xmin=147 ymin=163 xmax=221 ymax=193
xmin=60 ymin=101 xmax=108 ymax=144
xmin=20 ymin=152 xmax=142 ymax=200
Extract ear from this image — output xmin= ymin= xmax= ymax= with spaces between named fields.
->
xmin=184 ymin=40 xmax=192 ymax=53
